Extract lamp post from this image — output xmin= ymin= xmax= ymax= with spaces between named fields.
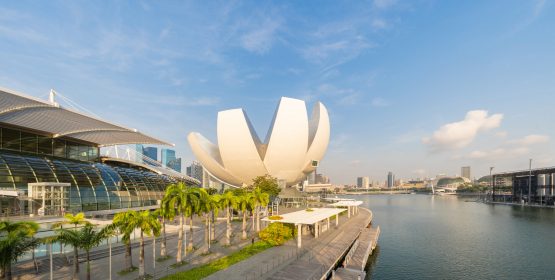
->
xmin=529 ymin=159 xmax=532 ymax=205
xmin=489 ymin=167 xmax=494 ymax=202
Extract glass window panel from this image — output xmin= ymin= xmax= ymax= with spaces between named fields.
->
xmin=20 ymin=132 xmax=37 ymax=154
xmin=38 ymin=136 xmax=53 ymax=155
xmin=2 ymin=128 xmax=20 ymax=151
xmin=53 ymin=139 xmax=66 ymax=158
xmin=66 ymin=142 xmax=80 ymax=160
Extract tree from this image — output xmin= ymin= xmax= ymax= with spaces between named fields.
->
xmin=253 ymin=187 xmax=270 ymax=232
xmin=0 ymin=221 xmax=40 ymax=280
xmin=251 ymin=175 xmax=280 ymax=198
xmin=219 ymin=191 xmax=237 ymax=246
xmin=209 ymin=194 xmax=222 ymax=242
xmin=132 ymin=211 xmax=161 ymax=278
xmin=55 ymin=224 xmax=112 ymax=280
xmin=162 ymin=182 xmax=191 ymax=264
xmin=196 ymin=188 xmax=217 ymax=253
xmin=156 ymin=200 xmax=175 ymax=258
xmin=184 ymin=188 xmax=200 ymax=251
xmin=111 ymin=210 xmax=138 ymax=272
xmin=50 ymin=212 xmax=89 ymax=276
xmin=236 ymin=194 xmax=253 ymax=240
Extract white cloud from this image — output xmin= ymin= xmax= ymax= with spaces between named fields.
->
xmin=509 ymin=134 xmax=549 ymax=145
xmin=465 ymin=147 xmax=529 ymax=160
xmin=423 ymin=110 xmax=503 ymax=151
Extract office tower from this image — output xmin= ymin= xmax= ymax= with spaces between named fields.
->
xmin=161 ymin=148 xmax=181 ymax=172
xmin=143 ymin=147 xmax=158 ymax=162
xmin=167 ymin=157 xmax=182 ymax=173
xmin=186 ymin=161 xmax=204 ymax=183
xmin=461 ymin=166 xmax=471 ymax=180
xmin=387 ymin=172 xmax=395 ymax=188
xmin=357 ymin=177 xmax=370 ymax=189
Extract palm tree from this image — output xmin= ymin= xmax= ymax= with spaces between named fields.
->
xmin=128 ymin=210 xmax=161 ymax=278
xmin=209 ymin=194 xmax=221 ymax=242
xmin=50 ymin=212 xmax=89 ymax=273
xmin=253 ymin=188 xmax=270 ymax=232
xmin=197 ymin=189 xmax=219 ymax=253
xmin=55 ymin=224 xmax=113 ymax=280
xmin=184 ymin=188 xmax=200 ymax=251
xmin=163 ymin=182 xmax=190 ymax=264
xmin=0 ymin=221 xmax=40 ymax=280
xmin=236 ymin=194 xmax=251 ymax=240
xmin=154 ymin=204 xmax=174 ymax=258
xmin=111 ymin=210 xmax=138 ymax=272
xmin=219 ymin=191 xmax=237 ymax=246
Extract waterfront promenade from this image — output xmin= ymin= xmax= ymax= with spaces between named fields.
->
xmin=12 ymin=218 xmax=258 ymax=280
xmin=206 ymin=207 xmax=374 ymax=280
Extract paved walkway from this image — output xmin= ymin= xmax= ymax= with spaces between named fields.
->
xmin=206 ymin=208 xmax=373 ymax=280
xmin=13 ymin=217 xmax=259 ymax=280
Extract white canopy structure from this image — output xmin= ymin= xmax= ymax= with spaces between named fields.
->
xmin=262 ymin=207 xmax=346 ymax=248
xmin=0 ymin=87 xmax=172 ymax=146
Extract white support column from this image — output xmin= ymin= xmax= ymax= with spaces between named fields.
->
xmin=347 ymin=206 xmax=351 ymax=218
xmin=297 ymin=224 xmax=302 ymax=248
xmin=336 ymin=214 xmax=339 ymax=226
xmin=327 ymin=217 xmax=330 ymax=231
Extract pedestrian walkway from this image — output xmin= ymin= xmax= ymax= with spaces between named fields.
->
xmin=206 ymin=208 xmax=373 ymax=280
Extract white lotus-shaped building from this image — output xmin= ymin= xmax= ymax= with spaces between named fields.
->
xmin=187 ymin=97 xmax=330 ymax=187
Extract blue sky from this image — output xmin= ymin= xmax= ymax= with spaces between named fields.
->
xmin=1 ymin=0 xmax=554 ymax=184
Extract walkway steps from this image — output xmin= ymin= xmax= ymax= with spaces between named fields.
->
xmin=345 ymin=226 xmax=380 ymax=271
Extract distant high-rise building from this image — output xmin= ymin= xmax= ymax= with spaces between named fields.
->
xmin=143 ymin=147 xmax=158 ymax=162
xmin=387 ymin=172 xmax=395 ymax=188
xmin=316 ymin=173 xmax=330 ymax=184
xmin=168 ymin=158 xmax=182 ymax=173
xmin=161 ymin=148 xmax=181 ymax=172
xmin=134 ymin=144 xmax=144 ymax=163
xmin=461 ymin=166 xmax=471 ymax=180
xmin=186 ymin=161 xmax=204 ymax=183
xmin=307 ymin=171 xmax=317 ymax=184
xmin=357 ymin=177 xmax=370 ymax=189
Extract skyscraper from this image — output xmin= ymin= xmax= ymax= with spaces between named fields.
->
xmin=143 ymin=147 xmax=158 ymax=162
xmin=357 ymin=177 xmax=370 ymax=189
xmin=186 ymin=161 xmax=204 ymax=183
xmin=461 ymin=166 xmax=471 ymax=180
xmin=161 ymin=148 xmax=181 ymax=172
xmin=387 ymin=172 xmax=395 ymax=188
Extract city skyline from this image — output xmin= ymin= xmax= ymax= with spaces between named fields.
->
xmin=0 ymin=1 xmax=554 ymax=184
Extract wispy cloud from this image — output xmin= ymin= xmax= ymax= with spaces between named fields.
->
xmin=371 ymin=97 xmax=389 ymax=107
xmin=240 ymin=17 xmax=281 ymax=54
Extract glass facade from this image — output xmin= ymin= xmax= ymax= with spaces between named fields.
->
xmin=0 ymin=150 xmax=180 ymax=215
xmin=0 ymin=126 xmax=99 ymax=162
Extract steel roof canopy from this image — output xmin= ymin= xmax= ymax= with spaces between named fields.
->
xmin=0 ymin=87 xmax=173 ymax=147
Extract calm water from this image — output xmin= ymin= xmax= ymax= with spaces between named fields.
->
xmin=357 ymin=194 xmax=555 ymax=280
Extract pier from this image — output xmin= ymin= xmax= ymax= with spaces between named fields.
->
xmin=207 ymin=206 xmax=379 ymax=280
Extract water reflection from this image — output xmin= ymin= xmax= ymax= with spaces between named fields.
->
xmin=358 ymin=194 xmax=555 ymax=280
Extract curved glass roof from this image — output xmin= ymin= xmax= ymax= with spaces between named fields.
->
xmin=0 ymin=87 xmax=172 ymax=146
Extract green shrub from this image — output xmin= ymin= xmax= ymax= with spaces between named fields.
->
xmin=258 ymin=222 xmax=292 ymax=246
xmin=268 ymin=215 xmax=283 ymax=220
xmin=162 ymin=241 xmax=272 ymax=280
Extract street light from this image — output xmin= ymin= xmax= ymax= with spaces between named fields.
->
xmin=490 ymin=167 xmax=494 ymax=202
xmin=529 ymin=159 xmax=532 ymax=205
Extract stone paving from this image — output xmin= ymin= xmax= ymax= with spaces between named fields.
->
xmin=12 ymin=217 xmax=260 ymax=280
xmin=206 ymin=208 xmax=373 ymax=280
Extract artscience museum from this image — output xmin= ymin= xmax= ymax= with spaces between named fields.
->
xmin=188 ymin=97 xmax=330 ymax=187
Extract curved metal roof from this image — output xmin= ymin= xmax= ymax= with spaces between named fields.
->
xmin=0 ymin=87 xmax=172 ymax=146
